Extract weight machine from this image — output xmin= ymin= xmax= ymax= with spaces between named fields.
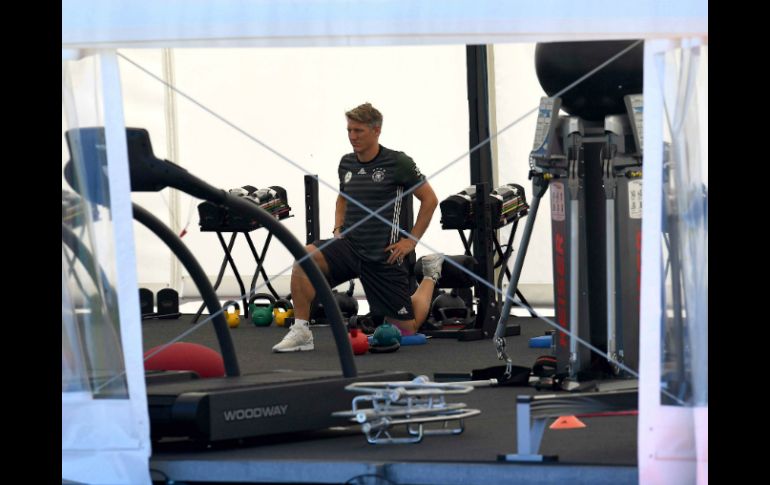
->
xmin=494 ymin=92 xmax=644 ymax=389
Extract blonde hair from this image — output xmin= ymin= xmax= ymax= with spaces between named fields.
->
xmin=345 ymin=103 xmax=383 ymax=129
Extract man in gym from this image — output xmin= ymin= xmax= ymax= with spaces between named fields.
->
xmin=273 ymin=102 xmax=444 ymax=352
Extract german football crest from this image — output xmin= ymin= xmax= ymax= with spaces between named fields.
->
xmin=372 ymin=168 xmax=386 ymax=183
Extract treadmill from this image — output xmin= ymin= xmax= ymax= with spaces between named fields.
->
xmin=64 ymin=126 xmax=411 ymax=442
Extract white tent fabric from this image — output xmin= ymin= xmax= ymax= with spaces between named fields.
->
xmin=62 ymin=51 xmax=151 ymax=485
xmin=118 ymin=45 xmax=472 ymax=298
xmin=638 ymin=38 xmax=708 ymax=485
xmin=62 ymin=2 xmax=707 ymax=484
xmin=63 ymin=0 xmax=707 ymax=48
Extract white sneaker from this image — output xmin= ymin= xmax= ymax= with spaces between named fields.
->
xmin=421 ymin=253 xmax=444 ymax=283
xmin=272 ymin=324 xmax=314 ymax=352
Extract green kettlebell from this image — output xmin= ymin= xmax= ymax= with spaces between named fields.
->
xmin=371 ymin=322 xmax=402 ymax=347
xmin=249 ymin=293 xmax=275 ymax=326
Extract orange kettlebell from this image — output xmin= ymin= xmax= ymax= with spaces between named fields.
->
xmin=273 ymin=297 xmax=295 ymax=327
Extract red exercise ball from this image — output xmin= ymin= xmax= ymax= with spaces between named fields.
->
xmin=144 ymin=342 xmax=225 ymax=378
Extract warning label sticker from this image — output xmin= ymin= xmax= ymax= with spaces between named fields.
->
xmin=551 ymin=182 xmax=565 ymax=221
xmin=628 ymin=180 xmax=643 ymax=219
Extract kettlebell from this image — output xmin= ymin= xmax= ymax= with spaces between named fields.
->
xmin=273 ymin=297 xmax=295 ymax=327
xmin=223 ymin=300 xmax=241 ymax=328
xmin=371 ymin=322 xmax=402 ymax=347
xmin=349 ymin=313 xmax=378 ymax=335
xmin=430 ymin=289 xmax=473 ymax=326
xmin=249 ymin=293 xmax=276 ymax=326
xmin=348 ymin=328 xmax=369 ymax=355
xmin=309 ymin=280 xmax=359 ymax=324
xmin=336 ymin=280 xmax=359 ymax=319
xmin=369 ymin=322 xmax=401 ymax=353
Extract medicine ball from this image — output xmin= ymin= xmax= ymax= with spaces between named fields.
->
xmin=143 ymin=342 xmax=225 ymax=378
xmin=535 ymin=40 xmax=643 ymax=121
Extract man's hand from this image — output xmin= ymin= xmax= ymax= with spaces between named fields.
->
xmin=384 ymin=237 xmax=417 ymax=265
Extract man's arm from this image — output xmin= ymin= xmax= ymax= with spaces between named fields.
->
xmin=333 ymin=194 xmax=347 ymax=237
xmin=384 ymin=181 xmax=438 ymax=264
xmin=409 ymin=181 xmax=439 ymax=242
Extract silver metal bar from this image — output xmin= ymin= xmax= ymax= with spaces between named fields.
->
xmin=569 ymin=197 xmax=579 ymax=376
xmin=606 ymin=200 xmax=617 ymax=368
xmin=516 ymin=399 xmax=532 ymax=455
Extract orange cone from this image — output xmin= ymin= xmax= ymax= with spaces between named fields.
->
xmin=549 ymin=415 xmax=587 ymax=429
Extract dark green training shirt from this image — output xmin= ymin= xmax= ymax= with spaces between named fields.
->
xmin=338 ymin=145 xmax=425 ymax=262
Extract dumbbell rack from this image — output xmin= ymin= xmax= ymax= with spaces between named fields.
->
xmin=448 ymin=190 xmax=536 ymax=320
xmin=192 ymin=216 xmax=290 ymax=324
xmin=430 ymin=181 xmax=532 ymax=340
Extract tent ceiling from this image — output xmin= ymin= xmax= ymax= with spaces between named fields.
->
xmin=62 ymin=0 xmax=707 ymax=49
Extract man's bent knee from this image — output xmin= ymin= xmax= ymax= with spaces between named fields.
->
xmin=294 ymin=244 xmax=330 ymax=276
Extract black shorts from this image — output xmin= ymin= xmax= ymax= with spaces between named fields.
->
xmin=312 ymin=238 xmax=415 ymax=321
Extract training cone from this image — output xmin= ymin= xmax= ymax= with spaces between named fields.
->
xmin=549 ymin=415 xmax=586 ymax=430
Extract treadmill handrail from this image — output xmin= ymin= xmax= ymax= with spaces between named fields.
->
xmin=64 ymin=127 xmax=357 ymax=378
xmin=133 ymin=203 xmax=241 ymax=377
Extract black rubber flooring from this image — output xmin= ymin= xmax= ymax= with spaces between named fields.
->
xmin=145 ymin=314 xmax=637 ymax=484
